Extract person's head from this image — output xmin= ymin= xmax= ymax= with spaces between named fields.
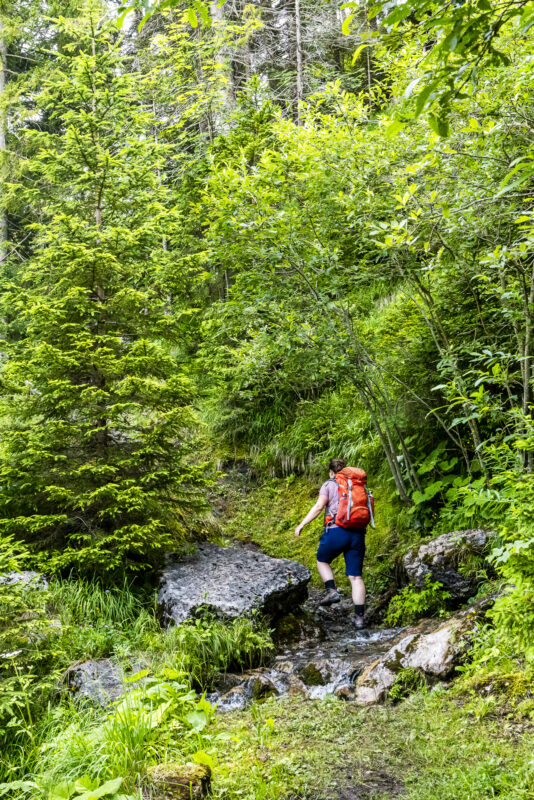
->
xmin=328 ymin=458 xmax=347 ymax=478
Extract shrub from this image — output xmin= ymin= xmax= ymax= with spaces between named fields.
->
xmin=385 ymin=576 xmax=451 ymax=626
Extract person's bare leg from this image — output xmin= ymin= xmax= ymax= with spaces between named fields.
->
xmin=316 ymin=561 xmax=335 ymax=583
xmin=349 ymin=575 xmax=366 ymax=628
xmin=348 ymin=575 xmax=365 ymax=605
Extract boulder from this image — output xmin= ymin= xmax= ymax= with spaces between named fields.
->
xmin=244 ymin=670 xmax=280 ymax=700
xmin=158 ymin=543 xmax=311 ymax=626
xmin=403 ymin=529 xmax=493 ymax=601
xmin=65 ymin=659 xmax=145 ymax=706
xmin=355 ymin=606 xmax=483 ymax=705
xmin=142 ymin=763 xmax=211 ymax=800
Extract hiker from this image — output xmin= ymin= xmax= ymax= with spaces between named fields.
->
xmin=294 ymin=458 xmax=373 ymax=629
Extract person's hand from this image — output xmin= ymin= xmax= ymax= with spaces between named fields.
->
xmin=294 ymin=524 xmax=303 ymax=538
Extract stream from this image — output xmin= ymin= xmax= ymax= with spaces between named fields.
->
xmin=209 ymin=590 xmax=406 ymax=711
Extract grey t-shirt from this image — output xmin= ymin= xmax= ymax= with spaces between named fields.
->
xmin=319 ymin=479 xmax=338 ymax=518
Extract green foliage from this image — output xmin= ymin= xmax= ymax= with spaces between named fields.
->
xmin=389 ymin=667 xmax=428 ymax=702
xmin=0 ymin=15 xmax=211 ymax=573
xmin=149 ymin=614 xmax=274 ymax=688
xmin=385 ymin=576 xmax=451 ymax=627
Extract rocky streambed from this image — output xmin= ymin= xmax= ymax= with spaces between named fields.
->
xmin=208 ymin=586 xmax=488 ymax=711
xmin=64 ymin=531 xmax=494 ymax=710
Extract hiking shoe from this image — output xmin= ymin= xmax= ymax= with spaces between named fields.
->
xmin=319 ymin=589 xmax=341 ymax=606
xmin=353 ymin=614 xmax=365 ymax=630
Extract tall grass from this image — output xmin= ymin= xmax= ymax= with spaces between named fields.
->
xmin=0 ymin=576 xmax=274 ymax=795
xmin=152 ymin=614 xmax=275 ymax=687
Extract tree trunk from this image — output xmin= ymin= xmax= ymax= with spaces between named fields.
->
xmin=0 ymin=17 xmax=7 ymax=265
xmin=294 ymin=0 xmax=303 ymax=122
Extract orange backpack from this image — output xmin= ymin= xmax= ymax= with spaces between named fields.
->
xmin=325 ymin=467 xmax=373 ymax=529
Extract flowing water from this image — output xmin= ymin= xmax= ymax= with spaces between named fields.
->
xmin=209 ymin=592 xmax=406 ymax=711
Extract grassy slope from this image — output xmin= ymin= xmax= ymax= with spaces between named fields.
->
xmin=218 ymin=470 xmax=417 ymax=595
xmin=212 ymin=688 xmax=534 ymax=800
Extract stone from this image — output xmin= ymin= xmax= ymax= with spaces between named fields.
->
xmin=244 ymin=671 xmax=280 ymax=700
xmin=65 ymin=659 xmax=145 ymax=706
xmin=355 ymin=607 xmax=482 ymax=705
xmin=296 ymin=662 xmax=330 ymax=686
xmin=212 ymin=671 xmax=244 ymax=694
xmin=403 ymin=529 xmax=493 ymax=602
xmin=158 ymin=543 xmax=311 ymax=626
xmin=273 ymin=611 xmax=326 ymax=644
xmin=215 ymin=685 xmax=248 ymax=713
xmin=143 ymin=762 xmax=211 ymax=800
xmin=335 ymin=684 xmax=356 ymax=701
xmin=0 ymin=571 xmax=48 ymax=590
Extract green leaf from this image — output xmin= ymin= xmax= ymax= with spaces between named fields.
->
xmin=428 ymin=113 xmax=450 ymax=137
xmin=186 ymin=709 xmax=209 ymax=731
xmin=342 ymin=14 xmax=355 ymax=35
xmin=351 ymin=42 xmax=371 ymax=64
xmin=187 ymin=7 xmax=199 ymax=27
xmin=385 ymin=120 xmax=406 ymax=139
xmin=75 ymin=777 xmax=123 ymax=800
xmin=0 ymin=783 xmax=40 ymax=799
xmin=193 ymin=750 xmax=217 ymax=770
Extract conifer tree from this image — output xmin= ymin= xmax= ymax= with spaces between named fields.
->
xmin=0 ymin=8 xmax=209 ymax=573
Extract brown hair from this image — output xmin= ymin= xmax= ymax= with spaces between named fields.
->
xmin=328 ymin=458 xmax=347 ymax=474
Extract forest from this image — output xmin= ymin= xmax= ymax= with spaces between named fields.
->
xmin=1 ymin=0 xmax=534 ymax=798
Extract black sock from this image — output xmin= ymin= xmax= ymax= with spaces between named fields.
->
xmin=354 ymin=604 xmax=364 ymax=616
xmin=325 ymin=579 xmax=336 ymax=591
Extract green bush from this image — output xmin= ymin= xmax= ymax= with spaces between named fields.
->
xmin=385 ymin=576 xmax=451 ymax=627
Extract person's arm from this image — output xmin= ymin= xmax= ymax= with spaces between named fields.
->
xmin=295 ymin=494 xmax=328 ymax=537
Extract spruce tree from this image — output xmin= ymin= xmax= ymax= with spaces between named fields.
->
xmin=0 ymin=10 xmax=208 ymax=573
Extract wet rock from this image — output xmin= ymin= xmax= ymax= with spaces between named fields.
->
xmin=244 ymin=671 xmax=280 ymax=700
xmin=355 ymin=608 xmax=482 ymax=705
xmin=215 ymin=686 xmax=248 ymax=713
xmin=143 ymin=762 xmax=211 ymax=799
xmin=403 ymin=529 xmax=493 ymax=602
xmin=212 ymin=672 xmax=244 ymax=694
xmin=287 ymin=675 xmax=308 ymax=697
xmin=158 ymin=544 xmax=311 ymax=626
xmin=296 ymin=662 xmax=330 ymax=686
xmin=335 ymin=684 xmax=356 ymax=701
xmin=65 ymin=659 xmax=145 ymax=706
xmin=0 ymin=571 xmax=48 ymax=590
xmin=273 ymin=611 xmax=325 ymax=644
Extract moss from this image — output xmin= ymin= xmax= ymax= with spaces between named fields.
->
xmin=144 ymin=763 xmax=211 ymax=800
xmin=459 ymin=670 xmax=534 ymax=699
xmin=297 ymin=663 xmax=328 ymax=686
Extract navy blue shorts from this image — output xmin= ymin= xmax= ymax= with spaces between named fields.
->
xmin=316 ymin=525 xmax=366 ymax=576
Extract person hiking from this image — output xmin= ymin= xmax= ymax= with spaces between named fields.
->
xmin=294 ymin=458 xmax=372 ymax=630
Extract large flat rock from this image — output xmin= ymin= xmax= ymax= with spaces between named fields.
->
xmin=158 ymin=543 xmax=311 ymax=626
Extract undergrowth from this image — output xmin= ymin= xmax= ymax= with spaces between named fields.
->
xmin=219 ymin=468 xmax=410 ymax=595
